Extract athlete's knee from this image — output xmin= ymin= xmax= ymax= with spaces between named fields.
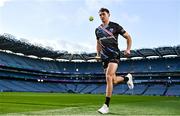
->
xmin=106 ymin=73 xmax=114 ymax=82
xmin=113 ymin=79 xmax=118 ymax=84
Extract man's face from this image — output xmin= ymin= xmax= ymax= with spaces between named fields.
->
xmin=99 ymin=11 xmax=109 ymax=23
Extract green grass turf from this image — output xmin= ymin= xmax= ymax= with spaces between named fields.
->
xmin=0 ymin=92 xmax=180 ymax=115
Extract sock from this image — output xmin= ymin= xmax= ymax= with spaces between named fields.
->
xmin=123 ymin=76 xmax=129 ymax=82
xmin=105 ymin=97 xmax=110 ymax=107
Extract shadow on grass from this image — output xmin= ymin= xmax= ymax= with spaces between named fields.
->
xmin=107 ymin=112 xmax=125 ymax=115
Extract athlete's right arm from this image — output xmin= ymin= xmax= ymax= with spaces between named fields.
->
xmin=96 ymin=39 xmax=101 ymax=58
xmin=95 ymin=28 xmax=101 ymax=59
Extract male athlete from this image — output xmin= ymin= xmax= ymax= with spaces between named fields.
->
xmin=95 ymin=8 xmax=134 ymax=114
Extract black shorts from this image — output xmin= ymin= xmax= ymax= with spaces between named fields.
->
xmin=102 ymin=51 xmax=120 ymax=69
xmin=101 ymin=49 xmax=120 ymax=69
xmin=102 ymin=58 xmax=120 ymax=69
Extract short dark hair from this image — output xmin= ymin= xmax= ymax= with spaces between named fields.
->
xmin=99 ymin=8 xmax=110 ymax=14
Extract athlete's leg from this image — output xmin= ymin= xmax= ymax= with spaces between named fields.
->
xmin=99 ymin=62 xmax=118 ymax=111
xmin=105 ymin=62 xmax=118 ymax=97
xmin=98 ymin=62 xmax=132 ymax=114
xmin=112 ymin=67 xmax=133 ymax=88
xmin=113 ymin=75 xmax=125 ymax=84
xmin=112 ymin=72 xmax=133 ymax=89
xmin=104 ymin=62 xmax=129 ymax=85
xmin=113 ymin=72 xmax=134 ymax=89
xmin=97 ymin=63 xmax=112 ymax=114
xmin=104 ymin=66 xmax=125 ymax=85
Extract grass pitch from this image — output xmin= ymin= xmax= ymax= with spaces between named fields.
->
xmin=0 ymin=92 xmax=180 ymax=115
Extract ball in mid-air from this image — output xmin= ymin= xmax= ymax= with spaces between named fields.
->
xmin=89 ymin=16 xmax=94 ymax=21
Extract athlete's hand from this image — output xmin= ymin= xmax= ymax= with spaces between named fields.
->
xmin=95 ymin=55 xmax=101 ymax=61
xmin=124 ymin=49 xmax=131 ymax=57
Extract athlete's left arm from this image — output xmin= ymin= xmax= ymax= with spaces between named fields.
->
xmin=123 ymin=32 xmax=132 ymax=56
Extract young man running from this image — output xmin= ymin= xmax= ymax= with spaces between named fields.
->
xmin=95 ymin=8 xmax=134 ymax=114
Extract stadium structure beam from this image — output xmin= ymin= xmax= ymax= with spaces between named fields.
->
xmin=79 ymin=54 xmax=87 ymax=61
xmin=23 ymin=49 xmax=40 ymax=55
xmin=69 ymin=54 xmax=74 ymax=62
xmin=174 ymin=47 xmax=180 ymax=56
xmin=153 ymin=49 xmax=162 ymax=57
xmin=10 ymin=45 xmax=27 ymax=52
xmin=55 ymin=54 xmax=67 ymax=60
xmin=0 ymin=41 xmax=13 ymax=46
xmin=134 ymin=50 xmax=145 ymax=58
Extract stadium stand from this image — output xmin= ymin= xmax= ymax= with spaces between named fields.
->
xmin=0 ymin=34 xmax=180 ymax=96
xmin=166 ymin=84 xmax=180 ymax=96
xmin=143 ymin=84 xmax=167 ymax=96
xmin=125 ymin=84 xmax=148 ymax=95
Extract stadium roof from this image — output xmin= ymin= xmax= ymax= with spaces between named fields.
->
xmin=0 ymin=33 xmax=180 ymax=61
